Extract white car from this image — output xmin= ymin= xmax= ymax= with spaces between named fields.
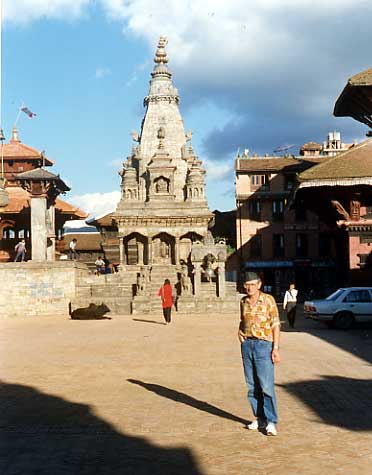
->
xmin=304 ymin=287 xmax=372 ymax=329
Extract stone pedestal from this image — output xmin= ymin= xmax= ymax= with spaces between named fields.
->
xmin=31 ymin=197 xmax=48 ymax=261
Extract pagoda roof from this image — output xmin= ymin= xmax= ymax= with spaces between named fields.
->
xmin=297 ymin=139 xmax=372 ymax=186
xmin=334 ymin=68 xmax=372 ymax=128
xmin=2 ymin=128 xmax=53 ymax=166
xmin=1 ymin=186 xmax=87 ymax=218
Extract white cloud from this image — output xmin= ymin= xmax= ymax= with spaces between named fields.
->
xmin=95 ymin=67 xmax=112 ymax=79
xmin=3 ymin=0 xmax=90 ymax=24
xmin=66 ymin=191 xmax=121 ymax=218
xmin=204 ymin=158 xmax=232 ymax=180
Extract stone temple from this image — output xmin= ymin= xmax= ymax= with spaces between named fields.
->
xmin=80 ymin=37 xmax=239 ymax=314
xmin=115 ymin=37 xmax=212 ymax=267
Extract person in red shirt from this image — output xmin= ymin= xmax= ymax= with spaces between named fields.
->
xmin=158 ymin=279 xmax=173 ymax=324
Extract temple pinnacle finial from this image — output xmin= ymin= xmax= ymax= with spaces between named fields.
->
xmin=154 ymin=36 xmax=168 ymax=65
xmin=11 ymin=126 xmax=20 ymax=143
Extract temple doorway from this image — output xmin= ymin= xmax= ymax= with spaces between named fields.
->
xmin=125 ymin=234 xmax=147 ymax=265
xmin=152 ymin=233 xmax=174 ymax=264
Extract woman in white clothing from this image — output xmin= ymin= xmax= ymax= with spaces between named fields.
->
xmin=283 ymin=283 xmax=298 ymax=328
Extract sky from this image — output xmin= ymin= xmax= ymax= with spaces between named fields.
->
xmin=2 ymin=0 xmax=371 ymax=217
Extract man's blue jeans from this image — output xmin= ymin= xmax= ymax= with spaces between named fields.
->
xmin=241 ymin=338 xmax=278 ymax=424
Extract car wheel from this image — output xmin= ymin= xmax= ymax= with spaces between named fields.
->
xmin=333 ymin=311 xmax=354 ymax=330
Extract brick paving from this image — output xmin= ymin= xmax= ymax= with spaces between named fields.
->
xmin=0 ymin=308 xmax=372 ymax=474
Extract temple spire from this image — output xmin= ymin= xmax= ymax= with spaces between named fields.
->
xmin=154 ymin=36 xmax=168 ymax=65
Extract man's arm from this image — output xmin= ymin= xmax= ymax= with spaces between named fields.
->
xmin=238 ymin=299 xmax=246 ymax=343
xmin=271 ymin=324 xmax=281 ymax=364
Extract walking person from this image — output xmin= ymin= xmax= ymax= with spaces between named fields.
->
xmin=68 ymin=238 xmax=78 ymax=260
xmin=14 ymin=239 xmax=26 ymax=262
xmin=283 ymin=283 xmax=298 ymax=329
xmin=238 ymin=272 xmax=281 ymax=436
xmin=158 ymin=279 xmax=173 ymax=324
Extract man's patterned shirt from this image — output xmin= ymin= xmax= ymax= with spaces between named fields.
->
xmin=240 ymin=291 xmax=280 ymax=342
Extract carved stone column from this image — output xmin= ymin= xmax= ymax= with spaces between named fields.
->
xmin=147 ymin=237 xmax=153 ymax=264
xmin=16 ymin=168 xmax=70 ymax=262
xmin=193 ymin=262 xmax=201 ymax=296
xmin=217 ymin=261 xmax=226 ymax=298
xmin=174 ymin=236 xmax=180 ymax=264
xmin=119 ymin=237 xmax=124 ymax=265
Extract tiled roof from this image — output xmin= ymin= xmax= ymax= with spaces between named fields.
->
xmin=16 ymin=167 xmax=61 ymax=180
xmin=300 ymin=141 xmax=322 ymax=151
xmin=334 ymin=68 xmax=372 ymax=128
xmin=236 ymin=156 xmax=324 ymax=173
xmin=55 ymin=199 xmax=87 ymax=218
xmin=298 ymin=139 xmax=372 ymax=181
xmin=348 ymin=68 xmax=372 ymax=86
xmin=2 ymin=142 xmax=53 ymax=165
xmin=16 ymin=168 xmax=70 ymax=192
xmin=1 ymin=186 xmax=87 ymax=218
xmin=88 ymin=212 xmax=116 ymax=227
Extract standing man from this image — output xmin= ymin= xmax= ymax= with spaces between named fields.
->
xmin=14 ymin=239 xmax=26 ymax=262
xmin=68 ymin=238 xmax=78 ymax=260
xmin=283 ymin=283 xmax=298 ymax=328
xmin=238 ymin=272 xmax=281 ymax=436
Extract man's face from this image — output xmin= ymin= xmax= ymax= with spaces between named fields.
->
xmin=244 ymin=280 xmax=261 ymax=297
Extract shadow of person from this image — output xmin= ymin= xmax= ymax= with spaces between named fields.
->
xmin=127 ymin=379 xmax=247 ymax=426
xmin=133 ymin=318 xmax=166 ymax=325
xmin=278 ymin=375 xmax=372 ymax=431
xmin=0 ymin=380 xmax=204 ymax=475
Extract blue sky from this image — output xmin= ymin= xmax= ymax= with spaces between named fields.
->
xmin=2 ymin=0 xmax=371 ymax=216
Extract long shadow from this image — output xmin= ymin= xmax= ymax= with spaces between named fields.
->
xmin=128 ymin=379 xmax=247 ymax=426
xmin=281 ymin=307 xmax=372 ymax=365
xmin=278 ymin=375 xmax=372 ymax=431
xmin=133 ymin=318 xmax=166 ymax=326
xmin=0 ymin=380 xmax=204 ymax=475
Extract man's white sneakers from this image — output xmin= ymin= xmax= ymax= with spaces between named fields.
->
xmin=247 ymin=419 xmax=259 ymax=430
xmin=248 ymin=420 xmax=278 ymax=436
xmin=266 ymin=422 xmax=278 ymax=436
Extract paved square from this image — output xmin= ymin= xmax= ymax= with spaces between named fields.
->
xmin=1 ymin=310 xmax=371 ymax=474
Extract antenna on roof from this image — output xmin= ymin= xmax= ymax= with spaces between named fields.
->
xmin=273 ymin=144 xmax=296 ymax=154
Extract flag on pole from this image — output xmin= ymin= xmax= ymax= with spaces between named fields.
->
xmin=21 ymin=107 xmax=37 ymax=118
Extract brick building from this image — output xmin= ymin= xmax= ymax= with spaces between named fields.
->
xmin=235 ymin=133 xmax=355 ymax=298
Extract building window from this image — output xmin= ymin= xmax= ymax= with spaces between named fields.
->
xmin=272 ymin=200 xmax=285 ymax=221
xmin=250 ymin=235 xmax=262 ymax=258
xmin=273 ymin=234 xmax=285 ymax=257
xmin=249 ymin=200 xmax=261 ymax=221
xmin=250 ymin=174 xmax=269 ymax=191
xmin=3 ymin=228 xmax=15 ymax=239
xmin=296 ymin=233 xmax=308 ymax=257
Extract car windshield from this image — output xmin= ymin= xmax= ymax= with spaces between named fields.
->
xmin=326 ymin=289 xmax=344 ymax=301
